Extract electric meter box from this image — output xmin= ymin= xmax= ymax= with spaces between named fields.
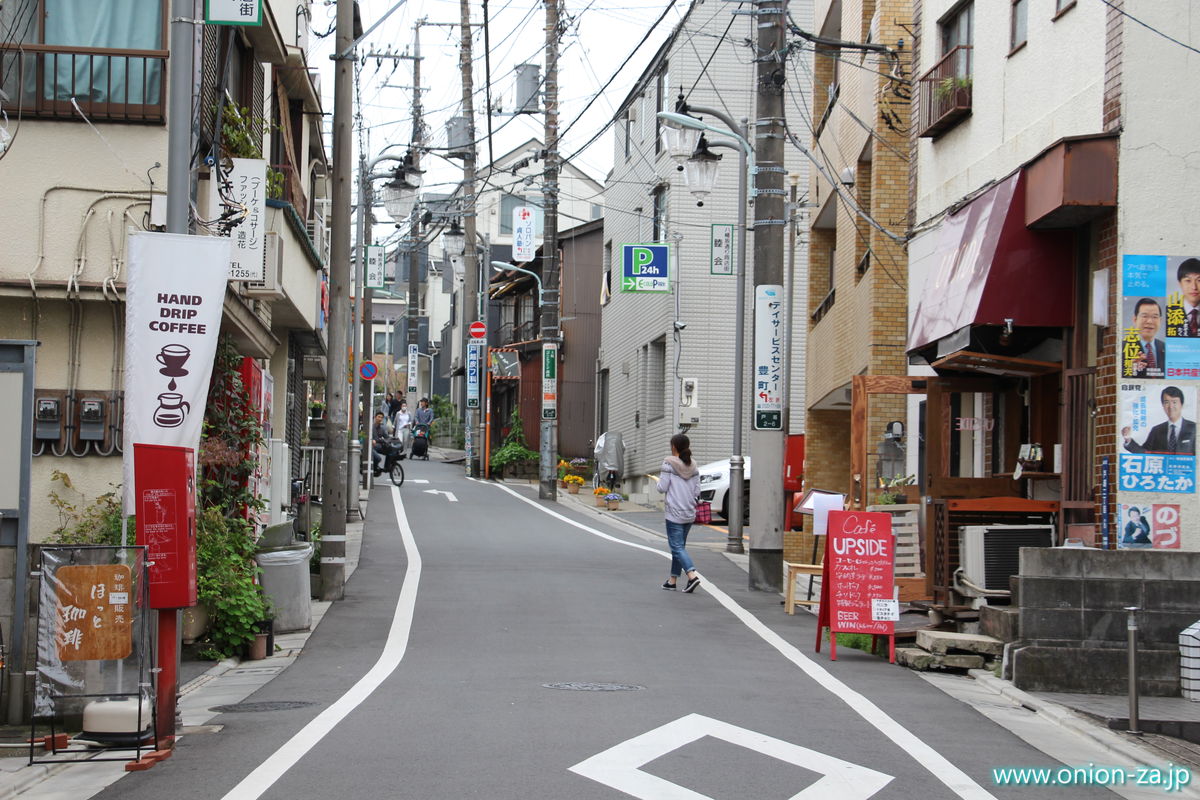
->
xmin=133 ymin=443 xmax=197 ymax=609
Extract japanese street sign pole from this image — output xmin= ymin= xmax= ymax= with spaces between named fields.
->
xmin=459 ymin=0 xmax=482 ymax=477
xmin=748 ymin=0 xmax=787 ymax=592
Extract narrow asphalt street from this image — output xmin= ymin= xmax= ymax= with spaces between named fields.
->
xmin=64 ymin=461 xmax=1159 ymax=798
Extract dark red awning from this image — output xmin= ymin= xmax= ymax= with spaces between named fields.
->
xmin=908 ymin=172 xmax=1074 ymax=353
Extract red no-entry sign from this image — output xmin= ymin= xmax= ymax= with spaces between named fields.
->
xmin=468 ymin=321 xmax=487 ymax=339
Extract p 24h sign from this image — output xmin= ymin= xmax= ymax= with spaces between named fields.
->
xmin=620 ymin=244 xmax=670 ymax=293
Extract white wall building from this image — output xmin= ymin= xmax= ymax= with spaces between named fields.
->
xmin=600 ymin=0 xmax=811 ymax=504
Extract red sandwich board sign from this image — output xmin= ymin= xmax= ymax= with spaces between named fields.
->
xmin=468 ymin=320 xmax=487 ymax=339
xmin=815 ymin=510 xmax=896 ymax=663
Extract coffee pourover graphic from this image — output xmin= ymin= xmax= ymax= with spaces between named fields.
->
xmin=152 ymin=392 xmax=190 ymax=428
xmin=156 ymin=344 xmax=191 ymax=391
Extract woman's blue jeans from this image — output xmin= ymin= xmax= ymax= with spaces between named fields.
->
xmin=665 ymin=520 xmax=695 ymax=576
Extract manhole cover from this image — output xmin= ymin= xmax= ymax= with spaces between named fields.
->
xmin=210 ymin=700 xmax=316 ymax=713
xmin=543 ymin=682 xmax=644 ymax=692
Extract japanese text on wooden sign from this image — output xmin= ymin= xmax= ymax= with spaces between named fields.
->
xmin=824 ymin=510 xmax=894 ymax=636
xmin=55 ymin=565 xmax=134 ymax=662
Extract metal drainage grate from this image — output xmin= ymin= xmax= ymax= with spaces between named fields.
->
xmin=210 ymin=701 xmax=317 ymax=713
xmin=543 ymin=682 xmax=644 ymax=692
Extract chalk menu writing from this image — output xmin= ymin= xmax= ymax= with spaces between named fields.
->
xmin=55 ymin=565 xmax=133 ymax=662
xmin=824 ymin=510 xmax=894 ymax=636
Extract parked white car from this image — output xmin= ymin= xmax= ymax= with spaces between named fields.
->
xmin=697 ymin=457 xmax=751 ymax=522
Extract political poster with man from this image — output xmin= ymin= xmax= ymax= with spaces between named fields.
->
xmin=1119 ymin=381 xmax=1196 ymax=494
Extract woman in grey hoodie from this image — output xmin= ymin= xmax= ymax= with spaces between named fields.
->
xmin=657 ymin=433 xmax=702 ymax=593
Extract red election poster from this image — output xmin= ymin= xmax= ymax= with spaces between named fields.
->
xmin=816 ymin=510 xmax=896 ymax=662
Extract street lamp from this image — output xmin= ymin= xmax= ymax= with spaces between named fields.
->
xmin=658 ymin=104 xmax=755 ymax=555
xmin=661 ymin=123 xmax=701 ymax=168
xmin=491 ymin=261 xmax=544 ymax=308
xmin=379 ymin=153 xmax=423 ymax=224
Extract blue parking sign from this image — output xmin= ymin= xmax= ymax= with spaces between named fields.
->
xmin=621 ymin=244 xmax=671 ymax=293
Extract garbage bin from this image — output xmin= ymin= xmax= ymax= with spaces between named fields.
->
xmin=256 ymin=542 xmax=313 ymax=633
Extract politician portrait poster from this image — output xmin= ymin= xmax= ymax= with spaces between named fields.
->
xmin=1119 ymin=381 xmax=1196 ymax=494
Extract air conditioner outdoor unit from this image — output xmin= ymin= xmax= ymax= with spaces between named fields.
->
xmin=958 ymin=524 xmax=1055 ymax=595
xmin=245 ymin=231 xmax=284 ymax=298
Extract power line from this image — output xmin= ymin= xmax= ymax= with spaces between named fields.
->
xmin=1097 ymin=0 xmax=1200 ymax=56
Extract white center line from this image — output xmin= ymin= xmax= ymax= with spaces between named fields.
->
xmin=482 ymin=479 xmax=997 ymax=800
xmin=219 ymin=486 xmax=420 ymax=800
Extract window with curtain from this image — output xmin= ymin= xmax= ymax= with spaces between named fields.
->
xmin=646 ymin=337 xmax=666 ymax=421
xmin=41 ymin=0 xmax=164 ymax=104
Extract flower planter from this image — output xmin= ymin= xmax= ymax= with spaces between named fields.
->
xmin=606 ymin=500 xmax=620 ymax=511
xmin=246 ymin=632 xmax=269 ymax=661
xmin=595 ymin=497 xmax=606 ymax=507
xmin=568 ymin=485 xmax=580 ymax=494
xmin=181 ymin=605 xmax=209 ymax=644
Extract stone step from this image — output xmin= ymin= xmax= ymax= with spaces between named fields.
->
xmin=980 ymin=605 xmax=1020 ymax=643
xmin=916 ymin=628 xmax=1004 ymax=656
xmin=896 ymin=646 xmax=985 ymax=671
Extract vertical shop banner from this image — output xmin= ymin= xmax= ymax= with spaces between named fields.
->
xmin=1118 ymin=503 xmax=1182 ymax=549
xmin=365 ymin=245 xmax=386 ymax=289
xmin=753 ymin=285 xmax=784 ymax=430
xmin=122 ymin=233 xmax=231 ymax=512
xmin=542 ymin=342 xmax=558 ymax=421
xmin=513 ymin=206 xmax=536 ymax=262
xmin=1119 ymin=381 xmax=1196 ymax=494
xmin=209 ymin=158 xmax=267 ymax=281
xmin=466 ymin=342 xmax=482 ymax=409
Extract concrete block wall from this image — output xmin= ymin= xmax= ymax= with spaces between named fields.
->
xmin=1010 ymin=548 xmax=1200 ymax=696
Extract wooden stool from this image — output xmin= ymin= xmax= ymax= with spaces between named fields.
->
xmin=784 ymin=561 xmax=823 ymax=615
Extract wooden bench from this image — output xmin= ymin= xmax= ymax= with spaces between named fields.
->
xmin=784 ymin=561 xmax=823 ymax=615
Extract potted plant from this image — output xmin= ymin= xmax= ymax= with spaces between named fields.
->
xmin=934 ymin=75 xmax=972 ymax=105
xmin=593 ymin=486 xmax=608 ymax=507
xmin=564 ymin=475 xmax=585 ymax=494
xmin=876 ymin=474 xmax=917 ymax=505
xmin=605 ymin=492 xmax=623 ymax=511
xmin=557 ymin=459 xmax=570 ymax=487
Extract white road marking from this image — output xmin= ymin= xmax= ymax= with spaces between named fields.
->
xmin=422 ymin=489 xmax=458 ymax=502
xmin=482 ymin=479 xmax=998 ymax=800
xmin=570 ymin=713 xmax=892 ymax=799
xmin=219 ymin=486 xmax=420 ymax=800
xmin=408 ymin=479 xmax=430 ymax=484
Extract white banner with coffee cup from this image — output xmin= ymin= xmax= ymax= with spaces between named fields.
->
xmin=122 ymin=232 xmax=231 ymax=512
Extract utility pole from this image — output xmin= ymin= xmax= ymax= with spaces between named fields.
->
xmin=406 ymin=23 xmax=424 ymax=412
xmin=459 ymin=0 xmax=481 ymax=476
xmin=321 ymin=0 xmax=354 ymax=602
xmin=747 ymin=0 xmax=788 ymax=592
xmin=347 ymin=147 xmax=367 ymax=515
xmin=539 ymin=0 xmax=561 ymax=501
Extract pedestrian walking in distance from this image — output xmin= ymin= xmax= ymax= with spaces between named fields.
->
xmin=657 ymin=433 xmax=702 ymax=593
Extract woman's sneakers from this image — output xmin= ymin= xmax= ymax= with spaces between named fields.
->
xmin=682 ymin=575 xmax=701 ymax=593
xmin=662 ymin=579 xmax=678 ymax=591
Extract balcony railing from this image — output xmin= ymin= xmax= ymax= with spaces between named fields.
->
xmin=0 ymin=44 xmax=166 ymax=123
xmin=917 ymin=46 xmax=972 ymax=139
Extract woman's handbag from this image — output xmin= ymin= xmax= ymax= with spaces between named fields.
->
xmin=694 ymin=500 xmax=712 ymax=525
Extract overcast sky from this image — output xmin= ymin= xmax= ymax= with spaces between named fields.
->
xmin=309 ymin=0 xmax=688 ymax=206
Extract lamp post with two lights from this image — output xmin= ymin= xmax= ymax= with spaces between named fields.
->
xmin=658 ymin=106 xmax=755 ymax=556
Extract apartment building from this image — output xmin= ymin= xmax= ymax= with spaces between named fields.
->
xmin=601 ymin=0 xmax=811 ymax=502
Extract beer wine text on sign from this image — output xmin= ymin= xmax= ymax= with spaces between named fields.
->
xmin=815 ymin=510 xmax=896 ymax=663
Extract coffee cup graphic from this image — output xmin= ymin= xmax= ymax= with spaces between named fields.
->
xmin=156 ymin=343 xmax=191 ymax=376
xmin=153 ymin=392 xmax=190 ymax=428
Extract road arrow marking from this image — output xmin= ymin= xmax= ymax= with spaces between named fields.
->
xmin=423 ymin=489 xmax=458 ymax=502
xmin=570 ymin=714 xmax=892 ymax=799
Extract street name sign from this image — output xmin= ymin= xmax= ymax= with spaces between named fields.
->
xmin=206 ymin=0 xmax=262 ymax=25
xmin=407 ymin=344 xmax=418 ymax=393
xmin=620 ymin=244 xmax=671 ymax=293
